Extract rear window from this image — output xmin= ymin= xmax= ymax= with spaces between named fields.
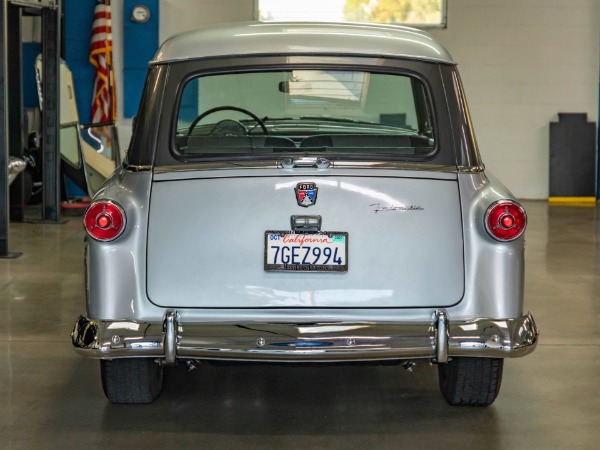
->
xmin=174 ymin=69 xmax=436 ymax=159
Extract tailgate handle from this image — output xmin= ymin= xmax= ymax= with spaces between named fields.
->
xmin=281 ymin=157 xmax=331 ymax=169
xmin=291 ymin=215 xmax=322 ymax=231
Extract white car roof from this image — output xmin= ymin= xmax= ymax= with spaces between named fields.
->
xmin=152 ymin=22 xmax=453 ymax=65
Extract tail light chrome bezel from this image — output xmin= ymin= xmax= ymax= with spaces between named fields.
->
xmin=484 ymin=200 xmax=527 ymax=242
xmin=84 ymin=200 xmax=127 ymax=242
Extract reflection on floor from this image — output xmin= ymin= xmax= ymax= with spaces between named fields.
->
xmin=0 ymin=201 xmax=598 ymax=449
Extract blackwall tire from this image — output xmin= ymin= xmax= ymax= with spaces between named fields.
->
xmin=101 ymin=358 xmax=164 ymax=404
xmin=438 ymin=357 xmax=503 ymax=406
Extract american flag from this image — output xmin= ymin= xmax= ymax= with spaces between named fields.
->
xmin=89 ymin=0 xmax=116 ymax=123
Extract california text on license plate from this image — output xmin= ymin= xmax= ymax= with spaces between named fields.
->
xmin=264 ymin=230 xmax=348 ymax=272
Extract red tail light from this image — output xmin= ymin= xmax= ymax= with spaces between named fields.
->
xmin=485 ymin=200 xmax=526 ymax=241
xmin=84 ymin=200 xmax=126 ymax=242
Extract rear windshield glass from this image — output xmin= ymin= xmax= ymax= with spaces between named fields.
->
xmin=174 ymin=70 xmax=436 ymax=159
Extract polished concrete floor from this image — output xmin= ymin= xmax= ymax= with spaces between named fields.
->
xmin=0 ymin=201 xmax=598 ymax=449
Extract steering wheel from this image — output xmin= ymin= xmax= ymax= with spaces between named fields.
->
xmin=187 ymin=106 xmax=268 ymax=136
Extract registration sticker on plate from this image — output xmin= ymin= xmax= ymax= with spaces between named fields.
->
xmin=264 ymin=230 xmax=348 ymax=272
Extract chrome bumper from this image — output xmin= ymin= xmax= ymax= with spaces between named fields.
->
xmin=71 ymin=311 xmax=538 ymax=363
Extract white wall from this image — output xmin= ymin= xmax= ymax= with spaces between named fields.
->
xmin=158 ymin=0 xmax=255 ymax=42
xmin=429 ymin=0 xmax=600 ymax=198
xmin=113 ymin=0 xmax=600 ymax=199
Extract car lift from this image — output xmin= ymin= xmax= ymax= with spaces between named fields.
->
xmin=0 ymin=0 xmax=61 ymax=258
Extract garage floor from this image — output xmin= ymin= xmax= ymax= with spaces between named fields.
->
xmin=0 ymin=200 xmax=598 ymax=449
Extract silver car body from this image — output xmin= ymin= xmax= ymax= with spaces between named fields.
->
xmin=73 ymin=23 xmax=537 ymax=367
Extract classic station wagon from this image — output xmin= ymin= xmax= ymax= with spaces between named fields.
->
xmin=72 ymin=22 xmax=538 ymax=405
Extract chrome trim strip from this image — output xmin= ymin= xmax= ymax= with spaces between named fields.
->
xmin=154 ymin=162 xmax=462 ymax=174
xmin=154 ymin=162 xmax=279 ymax=173
xmin=72 ymin=313 xmax=538 ymax=362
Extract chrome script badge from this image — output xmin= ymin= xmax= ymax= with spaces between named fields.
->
xmin=295 ymin=182 xmax=318 ymax=207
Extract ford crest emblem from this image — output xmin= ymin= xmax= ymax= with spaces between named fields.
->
xmin=295 ymin=182 xmax=318 ymax=207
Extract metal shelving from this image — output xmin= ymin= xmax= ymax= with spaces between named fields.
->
xmin=0 ymin=0 xmax=61 ymax=258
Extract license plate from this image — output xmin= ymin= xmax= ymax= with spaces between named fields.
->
xmin=265 ymin=230 xmax=348 ymax=272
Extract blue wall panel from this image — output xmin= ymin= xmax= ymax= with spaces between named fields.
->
xmin=123 ymin=68 xmax=148 ymax=118
xmin=22 ymin=43 xmax=41 ymax=108
xmin=64 ymin=0 xmax=96 ymax=123
xmin=123 ymin=0 xmax=159 ymax=118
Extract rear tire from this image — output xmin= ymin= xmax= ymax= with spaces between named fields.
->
xmin=438 ymin=357 xmax=503 ymax=406
xmin=101 ymin=358 xmax=164 ymax=404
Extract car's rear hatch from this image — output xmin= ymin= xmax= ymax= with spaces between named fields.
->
xmin=146 ymin=167 xmax=464 ymax=309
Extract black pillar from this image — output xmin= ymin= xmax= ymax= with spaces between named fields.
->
xmin=8 ymin=3 xmax=24 ymax=222
xmin=41 ymin=4 xmax=61 ymax=222
xmin=0 ymin=0 xmax=11 ymax=257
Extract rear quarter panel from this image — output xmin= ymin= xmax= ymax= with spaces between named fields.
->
xmin=454 ymin=170 xmax=525 ymax=320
